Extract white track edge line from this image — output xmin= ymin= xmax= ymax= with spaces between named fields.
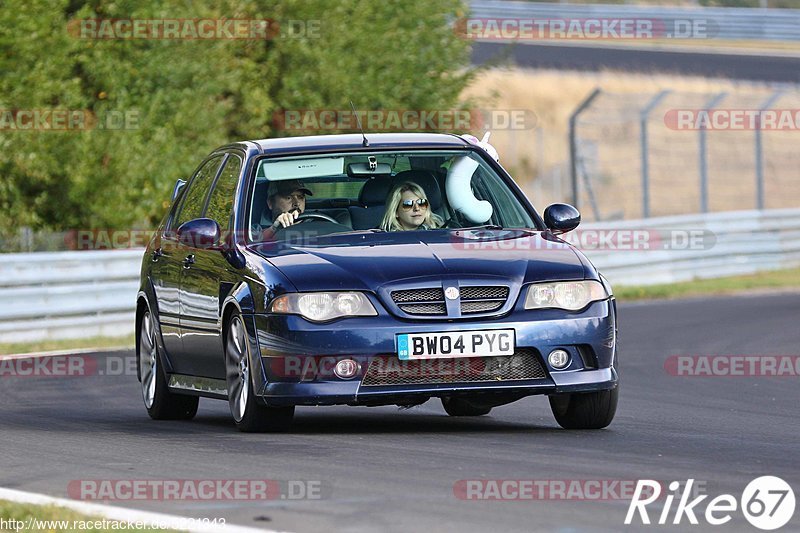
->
xmin=0 ymin=487 xmax=286 ymax=533
xmin=0 ymin=346 xmax=133 ymax=360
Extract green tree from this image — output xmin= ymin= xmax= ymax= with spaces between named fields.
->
xmin=0 ymin=0 xmax=473 ymax=243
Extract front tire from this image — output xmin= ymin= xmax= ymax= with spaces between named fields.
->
xmin=138 ymin=309 xmax=198 ymax=420
xmin=225 ymin=314 xmax=294 ymax=432
xmin=441 ymin=397 xmax=492 ymax=417
xmin=549 ymin=387 xmax=618 ymax=429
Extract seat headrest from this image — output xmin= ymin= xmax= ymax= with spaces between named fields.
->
xmin=358 ymin=178 xmax=394 ymax=206
xmin=392 ymin=169 xmax=442 ymax=210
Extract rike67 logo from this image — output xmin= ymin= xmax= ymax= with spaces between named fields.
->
xmin=626 ymin=477 xmax=795 ymax=530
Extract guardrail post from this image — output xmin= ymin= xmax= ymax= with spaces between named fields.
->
xmin=640 ymin=90 xmax=670 ymax=218
xmin=569 ymin=88 xmax=602 ymax=210
xmin=698 ymin=92 xmax=727 ymax=213
xmin=755 ymin=90 xmax=784 ymax=210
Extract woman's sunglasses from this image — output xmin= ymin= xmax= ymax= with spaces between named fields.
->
xmin=400 ymin=198 xmax=429 ymax=210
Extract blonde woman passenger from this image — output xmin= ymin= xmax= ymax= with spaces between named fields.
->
xmin=380 ymin=181 xmax=443 ymax=231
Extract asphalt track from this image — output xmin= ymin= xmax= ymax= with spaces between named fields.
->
xmin=472 ymin=42 xmax=800 ymax=83
xmin=1 ymin=292 xmax=799 ymax=532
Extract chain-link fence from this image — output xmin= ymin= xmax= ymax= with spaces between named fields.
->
xmin=558 ymin=87 xmax=800 ymax=222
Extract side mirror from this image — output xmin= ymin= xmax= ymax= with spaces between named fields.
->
xmin=543 ymin=203 xmax=581 ymax=234
xmin=172 ymin=179 xmax=187 ymax=202
xmin=176 ymin=218 xmax=221 ymax=249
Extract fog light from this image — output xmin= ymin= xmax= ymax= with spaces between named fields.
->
xmin=334 ymin=359 xmax=359 ymax=379
xmin=548 ymin=349 xmax=571 ymax=369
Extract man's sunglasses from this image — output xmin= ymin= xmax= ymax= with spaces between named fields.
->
xmin=400 ymin=198 xmax=429 ymax=210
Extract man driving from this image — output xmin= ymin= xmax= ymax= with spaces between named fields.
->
xmin=267 ymin=179 xmax=313 ymax=230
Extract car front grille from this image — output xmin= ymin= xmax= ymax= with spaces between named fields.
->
xmin=391 ymin=288 xmax=447 ymax=315
xmin=390 ymin=286 xmax=510 ymax=316
xmin=460 ymin=286 xmax=509 ymax=314
xmin=399 ymin=303 xmax=448 ymax=315
xmin=360 ymin=349 xmax=547 ymax=387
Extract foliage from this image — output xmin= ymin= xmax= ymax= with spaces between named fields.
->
xmin=0 ymin=0 xmax=473 ymax=237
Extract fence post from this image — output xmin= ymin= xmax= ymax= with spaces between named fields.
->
xmin=698 ymin=92 xmax=727 ymax=213
xmin=755 ymin=90 xmax=784 ymax=210
xmin=640 ymin=90 xmax=670 ymax=218
xmin=569 ymin=88 xmax=602 ymax=209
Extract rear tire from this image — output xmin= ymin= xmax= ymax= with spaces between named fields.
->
xmin=549 ymin=387 xmax=618 ymax=429
xmin=441 ymin=397 xmax=492 ymax=417
xmin=138 ymin=309 xmax=198 ymax=420
xmin=225 ymin=313 xmax=294 ymax=432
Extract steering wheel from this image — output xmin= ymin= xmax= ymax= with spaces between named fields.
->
xmin=295 ymin=212 xmax=338 ymax=224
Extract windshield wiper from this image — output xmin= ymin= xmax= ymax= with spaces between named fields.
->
xmin=330 ymin=228 xmax=386 ymax=235
xmin=455 ymin=224 xmax=505 ymax=231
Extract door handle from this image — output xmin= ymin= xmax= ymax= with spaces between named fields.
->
xmin=183 ymin=254 xmax=195 ymax=268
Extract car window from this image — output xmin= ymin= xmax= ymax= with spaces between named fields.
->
xmin=469 ymin=166 xmax=533 ymax=228
xmin=174 ymin=155 xmax=224 ymax=229
xmin=205 ymin=154 xmax=242 ymax=231
xmin=249 ymin=150 xmax=539 ymax=242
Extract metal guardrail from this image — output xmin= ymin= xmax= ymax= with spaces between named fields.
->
xmin=0 ymin=250 xmax=142 ymax=344
xmin=1 ymin=209 xmax=799 ymax=343
xmin=583 ymin=208 xmax=800 ymax=285
xmin=470 ymin=1 xmax=800 ymax=42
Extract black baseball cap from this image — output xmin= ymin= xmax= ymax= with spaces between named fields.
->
xmin=267 ymin=179 xmax=313 ymax=198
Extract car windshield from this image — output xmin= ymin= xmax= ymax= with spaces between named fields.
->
xmin=247 ymin=149 xmax=538 ymax=242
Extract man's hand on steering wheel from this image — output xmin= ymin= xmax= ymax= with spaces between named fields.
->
xmin=271 ymin=210 xmax=338 ymax=231
xmin=271 ymin=209 xmax=301 ymax=230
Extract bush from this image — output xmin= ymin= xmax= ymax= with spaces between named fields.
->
xmin=0 ymin=0 xmax=473 ymax=238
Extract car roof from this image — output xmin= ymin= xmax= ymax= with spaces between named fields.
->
xmin=246 ymin=133 xmax=472 ymax=156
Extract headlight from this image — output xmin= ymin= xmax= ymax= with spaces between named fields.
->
xmin=524 ymin=280 xmax=607 ymax=311
xmin=269 ymin=292 xmax=377 ymax=322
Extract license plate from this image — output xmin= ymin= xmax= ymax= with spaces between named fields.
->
xmin=397 ymin=329 xmax=515 ymax=360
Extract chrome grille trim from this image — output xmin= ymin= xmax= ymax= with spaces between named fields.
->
xmin=390 ymin=286 xmax=511 ymax=317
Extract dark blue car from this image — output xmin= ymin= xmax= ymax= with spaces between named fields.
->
xmin=137 ymin=133 xmax=618 ymax=432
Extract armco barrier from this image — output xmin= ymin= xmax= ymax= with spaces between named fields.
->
xmin=1 ymin=209 xmax=798 ymax=343
xmin=0 ymin=250 xmax=142 ymax=343
xmin=471 ymin=1 xmax=800 ymax=43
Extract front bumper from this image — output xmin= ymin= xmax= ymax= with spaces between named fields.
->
xmin=245 ymin=299 xmax=617 ymax=406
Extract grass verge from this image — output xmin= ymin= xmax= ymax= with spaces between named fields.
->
xmin=0 ymin=499 xmax=174 ymax=532
xmin=614 ymin=267 xmax=800 ymax=301
xmin=0 ymin=335 xmax=134 ymax=357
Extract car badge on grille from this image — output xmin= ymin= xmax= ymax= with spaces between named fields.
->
xmin=444 ymin=287 xmax=460 ymax=300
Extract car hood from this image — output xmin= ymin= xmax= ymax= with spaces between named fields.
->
xmin=248 ymin=229 xmax=587 ymax=292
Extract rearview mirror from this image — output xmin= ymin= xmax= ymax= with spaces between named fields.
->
xmin=543 ymin=204 xmax=581 ymax=234
xmin=177 ymin=218 xmax=221 ymax=249
xmin=347 ymin=162 xmax=392 ymax=177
